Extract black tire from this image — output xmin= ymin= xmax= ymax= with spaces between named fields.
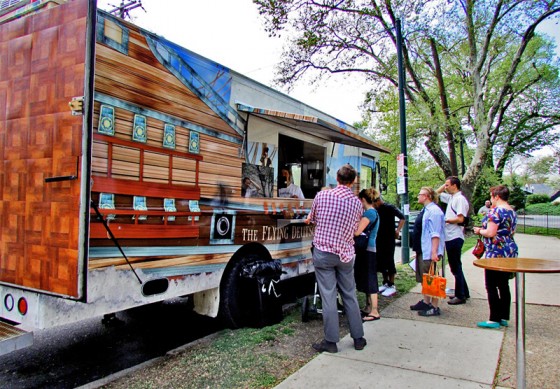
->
xmin=219 ymin=255 xmax=283 ymax=329
xmin=301 ymin=296 xmax=310 ymax=323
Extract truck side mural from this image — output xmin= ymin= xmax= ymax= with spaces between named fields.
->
xmin=0 ymin=0 xmax=390 ymax=355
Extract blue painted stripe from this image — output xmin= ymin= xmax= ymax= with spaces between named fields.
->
xmin=89 ymin=241 xmax=311 ymax=258
xmin=198 ymin=197 xmax=310 ymax=214
xmin=142 ymin=263 xmax=226 ymax=277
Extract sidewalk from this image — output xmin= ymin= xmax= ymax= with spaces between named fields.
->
xmin=276 ymin=233 xmax=560 ymax=388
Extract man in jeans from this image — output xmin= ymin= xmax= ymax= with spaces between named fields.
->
xmin=305 ymin=164 xmax=367 ymax=353
xmin=437 ymin=176 xmax=470 ymax=304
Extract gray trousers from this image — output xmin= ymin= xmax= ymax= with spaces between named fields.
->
xmin=313 ymin=248 xmax=364 ymax=343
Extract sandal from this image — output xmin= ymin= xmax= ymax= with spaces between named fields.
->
xmin=362 ymin=314 xmax=381 ymax=322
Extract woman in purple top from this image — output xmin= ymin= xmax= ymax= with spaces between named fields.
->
xmin=473 ymin=185 xmax=518 ymax=329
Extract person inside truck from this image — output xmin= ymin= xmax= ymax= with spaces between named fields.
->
xmin=242 ymin=177 xmax=259 ymax=198
xmin=278 ymin=167 xmax=305 ymax=199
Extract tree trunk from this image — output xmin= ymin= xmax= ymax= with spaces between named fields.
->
xmin=430 ymin=38 xmax=458 ymax=176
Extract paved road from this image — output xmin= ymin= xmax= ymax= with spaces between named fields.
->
xmin=517 ymin=214 xmax=560 ymax=229
xmin=0 ymin=298 xmax=221 ymax=389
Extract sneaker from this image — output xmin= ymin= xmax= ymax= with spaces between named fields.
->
xmin=312 ymin=339 xmax=338 ymax=353
xmin=410 ymin=300 xmax=431 ymax=311
xmin=477 ymin=321 xmax=500 ymax=329
xmin=418 ymin=306 xmax=441 ymax=316
xmin=447 ymin=297 xmax=466 ymax=305
xmin=381 ymin=285 xmax=397 ymax=297
xmin=500 ymin=320 xmax=509 ymax=327
xmin=379 ymin=283 xmax=389 ymax=293
xmin=354 ymin=337 xmax=367 ymax=350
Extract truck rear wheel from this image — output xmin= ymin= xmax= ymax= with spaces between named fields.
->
xmin=219 ymin=255 xmax=283 ymax=329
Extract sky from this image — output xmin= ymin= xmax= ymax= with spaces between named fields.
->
xmin=97 ymin=0 xmax=560 ymax=130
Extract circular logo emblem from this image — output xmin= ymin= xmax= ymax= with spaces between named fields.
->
xmin=216 ymin=216 xmax=230 ymax=236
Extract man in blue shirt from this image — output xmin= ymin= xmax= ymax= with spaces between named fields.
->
xmin=410 ymin=187 xmax=446 ymax=316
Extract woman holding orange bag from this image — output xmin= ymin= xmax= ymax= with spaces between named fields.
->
xmin=473 ymin=185 xmax=518 ymax=329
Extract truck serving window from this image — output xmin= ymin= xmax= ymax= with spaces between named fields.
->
xmin=278 ymin=134 xmax=325 ymax=199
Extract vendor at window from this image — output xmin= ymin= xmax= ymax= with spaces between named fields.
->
xmin=242 ymin=177 xmax=259 ymax=198
xmin=278 ymin=167 xmax=305 ymax=199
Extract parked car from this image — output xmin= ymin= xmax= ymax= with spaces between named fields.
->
xmin=395 ymin=210 xmax=420 ymax=247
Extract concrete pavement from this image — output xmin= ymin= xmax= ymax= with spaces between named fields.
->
xmin=275 ymin=233 xmax=560 ymax=388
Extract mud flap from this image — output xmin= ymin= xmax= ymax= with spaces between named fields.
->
xmin=239 ymin=260 xmax=285 ymax=327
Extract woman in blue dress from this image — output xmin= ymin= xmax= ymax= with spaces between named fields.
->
xmin=473 ymin=185 xmax=518 ymax=329
xmin=354 ymin=188 xmax=381 ymax=322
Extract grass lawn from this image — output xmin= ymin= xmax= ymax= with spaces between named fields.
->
xmin=462 ymin=234 xmax=479 ymax=254
xmin=104 ymin=264 xmax=419 ymax=389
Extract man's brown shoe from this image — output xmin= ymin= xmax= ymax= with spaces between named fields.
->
xmin=448 ymin=297 xmax=466 ymax=305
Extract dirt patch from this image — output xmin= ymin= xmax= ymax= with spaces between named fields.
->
xmin=100 ymin=290 xmax=403 ymax=389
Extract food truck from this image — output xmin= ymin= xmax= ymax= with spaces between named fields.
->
xmin=0 ymin=0 xmax=390 ymax=355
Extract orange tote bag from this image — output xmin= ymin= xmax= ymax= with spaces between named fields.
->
xmin=422 ymin=262 xmax=447 ymax=299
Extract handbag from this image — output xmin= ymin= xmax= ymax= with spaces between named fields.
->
xmin=354 ymin=214 xmax=379 ymax=250
xmin=472 ymin=238 xmax=485 ymax=259
xmin=354 ymin=234 xmax=369 ymax=250
xmin=421 ymin=262 xmax=446 ymax=299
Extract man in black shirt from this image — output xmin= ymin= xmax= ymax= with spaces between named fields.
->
xmin=374 ymin=197 xmax=405 ymax=296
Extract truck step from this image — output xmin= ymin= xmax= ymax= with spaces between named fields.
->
xmin=0 ymin=321 xmax=33 ymax=356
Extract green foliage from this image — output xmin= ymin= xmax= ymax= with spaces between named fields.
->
xmin=522 ymin=155 xmax=558 ymax=184
xmin=509 ymin=177 xmax=527 ymax=211
xmin=254 ymin=0 xmax=560 ymax=198
xmin=472 ymin=167 xmax=501 ymax=211
xmin=470 ymin=213 xmax=483 ymax=226
xmin=526 ymin=194 xmax=551 ymax=205
xmin=525 ymin=202 xmax=560 ymax=215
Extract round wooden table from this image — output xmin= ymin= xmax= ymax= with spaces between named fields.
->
xmin=473 ymin=257 xmax=560 ymax=389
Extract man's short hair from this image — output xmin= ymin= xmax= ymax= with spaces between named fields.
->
xmin=446 ymin=176 xmax=461 ymax=189
xmin=337 ymin=164 xmax=357 ymax=185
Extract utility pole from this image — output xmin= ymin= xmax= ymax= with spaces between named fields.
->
xmin=460 ymin=133 xmax=466 ymax=177
xmin=108 ymin=0 xmax=145 ymax=20
xmin=396 ymin=18 xmax=410 ymax=264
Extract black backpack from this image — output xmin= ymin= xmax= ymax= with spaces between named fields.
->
xmin=450 ymin=200 xmax=471 ymax=228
